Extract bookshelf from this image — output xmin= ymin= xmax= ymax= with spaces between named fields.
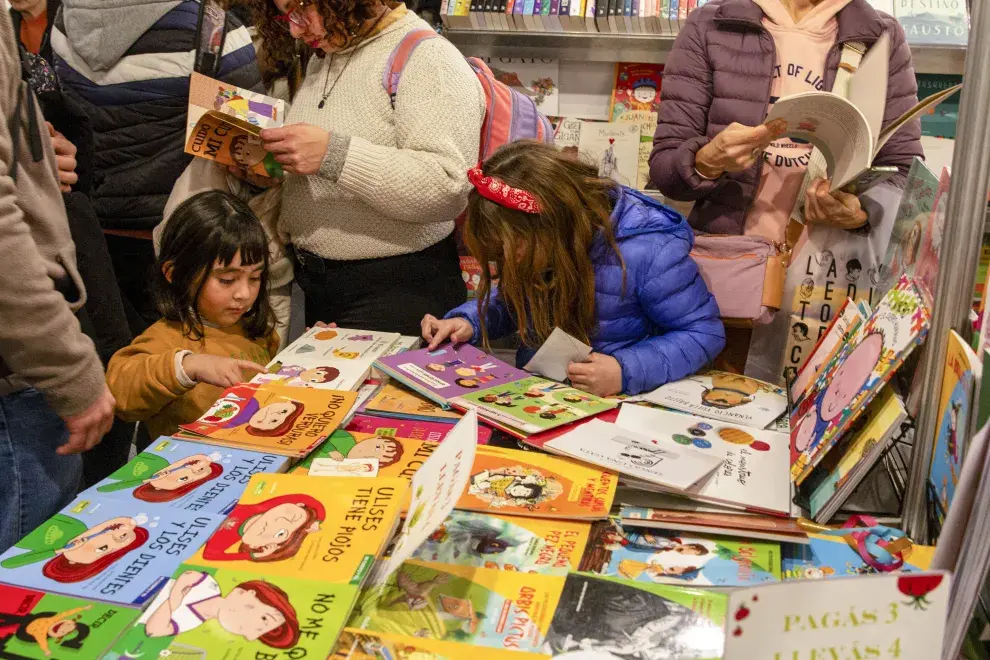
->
xmin=444 ymin=29 xmax=967 ymax=75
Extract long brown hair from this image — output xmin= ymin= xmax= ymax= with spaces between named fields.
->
xmin=465 ymin=140 xmax=626 ymax=349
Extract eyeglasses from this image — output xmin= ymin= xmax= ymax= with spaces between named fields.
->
xmin=274 ymin=2 xmax=309 ymax=30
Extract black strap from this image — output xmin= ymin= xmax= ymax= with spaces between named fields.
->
xmin=194 ymin=0 xmax=228 ymax=77
xmin=8 ymin=79 xmax=44 ymax=185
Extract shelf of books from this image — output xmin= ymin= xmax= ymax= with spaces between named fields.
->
xmin=444 ymin=29 xmax=967 ymax=74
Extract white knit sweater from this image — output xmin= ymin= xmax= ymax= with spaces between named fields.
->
xmin=280 ymin=12 xmax=485 ymax=260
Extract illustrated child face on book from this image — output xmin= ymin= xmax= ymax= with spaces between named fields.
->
xmin=49 ymin=517 xmax=148 ymax=583
xmin=819 ymin=332 xmax=883 ymax=422
xmin=701 ymin=374 xmax=760 ymax=409
xmin=230 ymin=135 xmax=267 ymax=169
xmin=247 ymin=401 xmax=304 ymax=437
xmin=240 ymin=503 xmax=321 ymax=557
xmin=349 ymin=436 xmax=403 ymax=465
xmin=218 ymin=583 xmax=292 ymax=642
xmin=139 ymin=455 xmax=221 ymax=498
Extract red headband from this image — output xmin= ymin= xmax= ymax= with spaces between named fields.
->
xmin=467 ymin=167 xmax=542 ymax=214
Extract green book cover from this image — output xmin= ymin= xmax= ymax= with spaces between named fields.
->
xmin=453 ymin=376 xmax=616 ymax=435
xmin=107 ymin=563 xmax=358 ymax=659
xmin=578 ymin=518 xmax=780 ymax=587
xmin=0 ymin=585 xmax=139 ymax=659
xmin=544 ymin=572 xmax=726 ymax=659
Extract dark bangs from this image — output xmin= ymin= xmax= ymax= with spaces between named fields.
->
xmin=154 ymin=190 xmax=276 ymax=341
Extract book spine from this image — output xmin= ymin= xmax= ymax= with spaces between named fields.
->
xmin=440 ymin=0 xmax=451 ymax=25
xmin=678 ymin=0 xmax=687 ymax=28
xmin=512 ymin=0 xmax=524 ymax=30
xmin=586 ymin=0 xmax=598 ymax=31
xmin=606 ymin=0 xmax=617 ymax=32
xmin=669 ymin=0 xmax=678 ymax=33
xmin=573 ymin=0 xmax=587 ymax=31
xmin=547 ymin=0 xmax=560 ymax=31
xmin=497 ymin=0 xmax=509 ymax=29
xmin=504 ymin=0 xmax=516 ymax=29
xmin=558 ymin=0 xmax=571 ymax=30
xmin=594 ymin=0 xmax=607 ymax=32
xmin=621 ymin=0 xmax=632 ymax=32
xmin=469 ymin=0 xmax=482 ymax=29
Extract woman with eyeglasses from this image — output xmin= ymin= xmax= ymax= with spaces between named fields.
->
xmin=246 ymin=0 xmax=485 ymax=335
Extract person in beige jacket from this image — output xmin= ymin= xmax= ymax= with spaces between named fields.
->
xmin=0 ymin=9 xmax=115 ymax=553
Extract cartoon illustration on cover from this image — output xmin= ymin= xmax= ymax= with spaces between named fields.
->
xmin=578 ymin=520 xmax=778 ymax=587
xmin=201 ymin=494 xmax=324 ymax=562
xmin=268 ymin=364 xmax=341 ymax=388
xmin=543 ymin=574 xmax=725 ymax=660
xmin=141 ymin=569 xmax=299 ymax=648
xmin=0 ymin=604 xmax=93 ymax=656
xmin=311 ymin=430 xmax=406 ymax=467
xmin=411 ymin=511 xmax=585 ymax=575
xmin=0 ymin=515 xmax=149 ymax=582
xmin=643 ymin=371 xmax=787 ymax=430
xmin=350 ymin=563 xmax=558 ymax=651
xmin=467 ymin=467 xmax=564 ymax=511
xmin=790 ymin=277 xmax=931 ymax=483
xmin=196 ymin=388 xmax=305 ymax=438
xmin=97 ymin=453 xmax=222 ymax=502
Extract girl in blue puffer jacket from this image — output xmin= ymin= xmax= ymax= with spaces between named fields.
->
xmin=421 ymin=141 xmax=726 ymax=397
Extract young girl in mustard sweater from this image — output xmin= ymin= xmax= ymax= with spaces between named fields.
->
xmin=106 ymin=191 xmax=278 ymax=439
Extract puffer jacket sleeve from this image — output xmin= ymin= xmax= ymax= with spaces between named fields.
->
xmin=216 ymin=17 xmax=265 ymax=93
xmin=610 ymin=233 xmax=725 ymax=394
xmin=872 ymin=16 xmax=924 ymax=183
xmin=444 ymin=288 xmax=517 ymax=345
xmin=648 ymin=11 xmax=724 ymax=202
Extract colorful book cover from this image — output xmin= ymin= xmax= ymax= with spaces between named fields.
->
xmin=349 ymin=562 xmax=562 ymax=652
xmin=577 ymin=120 xmax=641 ymax=188
xmin=578 ymin=518 xmax=780 ymax=587
xmin=459 ymin=256 xmax=497 ymax=300
xmin=91 ymin=437 xmax=288 ymax=516
xmin=363 ymin=381 xmax=463 ymax=423
xmin=877 ymin=158 xmax=939 ymax=298
xmin=789 ymin=298 xmax=865 ymax=403
xmin=917 ymin=74 xmax=962 ymax=139
xmin=332 ymin=629 xmax=547 ymax=659
xmin=459 ymin=443 xmax=617 ymax=519
xmin=616 ymin=109 xmax=657 ymax=189
xmin=452 ymin=375 xmax=617 ymax=436
xmin=347 ymin=412 xmax=492 ymax=445
xmin=375 ymin=344 xmax=529 ymax=407
xmin=368 ymin=411 xmax=477 ymax=586
xmin=291 ymin=427 xmax=439 ymax=480
xmin=914 ymin=167 xmax=950 ymax=300
xmin=0 ymin=585 xmax=139 ymax=659
xmin=263 ymin=326 xmax=400 ymax=392
xmin=929 ymin=330 xmax=981 ymax=520
xmin=618 ymin=506 xmax=808 ymax=544
xmin=780 ymin=542 xmax=830 ymax=580
xmin=542 ymin=573 xmax=726 ymax=659
xmin=723 ymin=572 xmax=950 ymax=659
xmin=0 ymin=495 xmax=223 ymax=607
xmin=521 ymin=405 xmax=620 ymax=453
xmin=615 ymin=405 xmax=792 ymax=515
xmin=641 ymin=370 xmax=788 ymax=430
xmin=790 ymin=276 xmax=931 ymax=485
xmin=609 ymin=63 xmax=663 ymax=120
xmin=807 ymin=388 xmax=907 ymax=521
xmin=189 ymin=473 xmax=406 ymax=584
xmin=410 ymin=510 xmax=591 ymax=575
xmin=185 ymin=72 xmax=285 ymax=178
xmin=895 ymin=0 xmax=968 ymax=46
xmin=544 ymin=418 xmax=724 ymax=491
xmin=179 ymin=382 xmax=358 ymax=457
xmin=108 ymin=564 xmax=356 ymax=660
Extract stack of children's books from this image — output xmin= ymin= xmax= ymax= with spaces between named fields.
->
xmin=0 ymin=302 xmax=963 ymax=658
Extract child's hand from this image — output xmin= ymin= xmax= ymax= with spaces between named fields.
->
xmin=567 ymin=353 xmax=623 ymax=398
xmin=183 ymin=354 xmax=267 ymax=388
xmin=421 ymin=315 xmax=474 ymax=350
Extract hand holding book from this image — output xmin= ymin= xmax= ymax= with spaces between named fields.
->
xmin=694 ymin=119 xmax=786 ymax=179
xmin=261 ymin=124 xmax=332 ymax=176
xmin=803 ymin=178 xmax=867 ymax=230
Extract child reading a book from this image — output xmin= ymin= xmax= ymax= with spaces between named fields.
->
xmin=106 ymin=191 xmax=280 ymax=440
xmin=422 ymin=141 xmax=725 ymax=397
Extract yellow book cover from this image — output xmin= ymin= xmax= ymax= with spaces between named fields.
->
xmin=190 ymin=473 xmax=406 ymax=584
xmin=292 ymin=429 xmax=437 ymax=481
xmin=332 ymin=628 xmax=547 ymax=658
xmin=348 ymin=561 xmax=564 ymax=653
xmin=364 ymin=382 xmax=462 ymax=423
xmin=455 ymin=0 xmax=470 ymax=18
xmin=180 ymin=382 xmax=357 ymax=456
xmin=460 ymin=444 xmax=617 ymax=520
xmin=410 ymin=510 xmax=591 ymax=575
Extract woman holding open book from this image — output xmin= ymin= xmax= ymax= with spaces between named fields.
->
xmin=246 ymin=0 xmax=485 ymax=336
xmin=649 ymin=0 xmax=923 ymax=377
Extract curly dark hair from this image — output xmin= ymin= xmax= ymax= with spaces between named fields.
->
xmin=249 ymin=0 xmax=389 ymax=90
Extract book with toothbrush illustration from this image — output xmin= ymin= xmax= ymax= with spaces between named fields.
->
xmin=374 ymin=344 xmax=616 ymax=436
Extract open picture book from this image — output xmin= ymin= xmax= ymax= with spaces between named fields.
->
xmin=765 ymin=32 xmax=962 ymax=196
xmin=185 ymin=72 xmax=286 ymax=179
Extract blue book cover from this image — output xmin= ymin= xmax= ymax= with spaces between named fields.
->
xmin=808 ymin=533 xmax=931 ymax=578
xmin=895 ymin=0 xmax=968 ymax=46
xmin=577 ymin=519 xmax=779 ymax=587
xmin=524 ymin=0 xmax=537 ymax=24
xmin=89 ymin=437 xmax=288 ymax=517
xmin=0 ymin=495 xmax=223 ymax=607
xmin=669 ymin=0 xmax=678 ymax=27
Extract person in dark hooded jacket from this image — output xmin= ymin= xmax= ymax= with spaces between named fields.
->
xmin=52 ymin=0 xmax=264 ymax=334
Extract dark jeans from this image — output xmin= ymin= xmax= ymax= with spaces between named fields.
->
xmin=64 ymin=192 xmax=137 ymax=484
xmin=0 ymin=389 xmax=81 ymax=554
xmin=103 ymin=233 xmax=159 ymax=336
xmin=292 ymin=235 xmax=467 ymax=337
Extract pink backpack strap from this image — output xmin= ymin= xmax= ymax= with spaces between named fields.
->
xmin=383 ymin=29 xmax=441 ymax=109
